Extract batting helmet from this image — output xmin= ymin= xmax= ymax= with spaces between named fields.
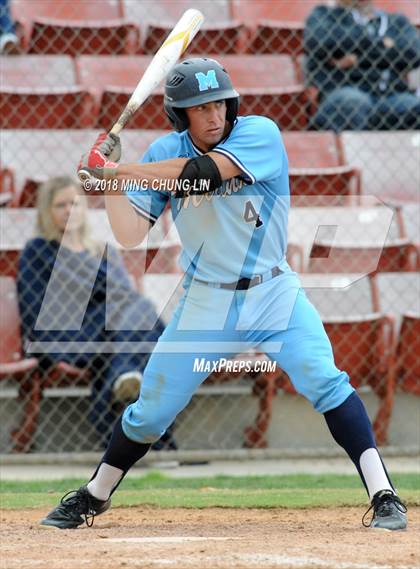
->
xmin=164 ymin=58 xmax=240 ymax=132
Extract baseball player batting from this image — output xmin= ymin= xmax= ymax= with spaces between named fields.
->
xmin=40 ymin=58 xmax=407 ymax=531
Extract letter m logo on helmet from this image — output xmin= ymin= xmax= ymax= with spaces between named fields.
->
xmin=164 ymin=58 xmax=239 ymax=131
xmin=195 ymin=70 xmax=219 ymax=92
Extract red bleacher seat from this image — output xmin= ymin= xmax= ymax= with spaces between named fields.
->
xmin=144 ymin=22 xmax=244 ymax=55
xmin=302 ymin=273 xmax=381 ymax=315
xmin=0 ymin=168 xmax=15 ymax=206
xmin=27 ymin=21 xmax=139 ymax=56
xmin=286 ymin=131 xmax=345 ymax=168
xmin=375 ymin=1 xmax=420 ymax=26
xmin=233 ymin=0 xmax=325 ymax=22
xmin=12 ymin=0 xmax=124 ymax=22
xmin=224 ymin=55 xmax=307 ymax=129
xmin=2 ymin=130 xmax=100 ymax=206
xmin=76 ymin=54 xmax=307 ymax=130
xmin=308 ymin=238 xmax=420 ymax=274
xmin=324 ymin=313 xmax=396 ymax=445
xmin=0 ymin=276 xmax=41 ymax=452
xmin=76 ymin=56 xmax=167 ymax=129
xmin=123 ymin=0 xmax=243 ymax=54
xmin=7 ymin=273 xmax=91 ymax=453
xmin=248 ymin=21 xmax=303 ymax=56
xmin=276 ymin=276 xmax=394 ymax=444
xmin=0 ymin=207 xmax=35 ymax=277
xmin=283 ymin=131 xmax=361 ymax=204
xmin=232 ymin=0 xmax=324 ymax=55
xmin=299 ymin=273 xmax=397 ymax=444
xmin=273 ymin=304 xmax=395 ymax=444
xmin=10 ymin=180 xmax=39 ymax=209
xmin=289 ymin=202 xmax=403 ymax=275
xmin=12 ymin=0 xmax=139 ymax=55
xmin=0 ymin=249 xmax=20 ymax=278
xmin=394 ymin=312 xmax=420 ymax=395
xmin=124 ymin=0 xmax=231 ymax=20
xmin=0 ymin=56 xmax=95 ymax=128
xmin=125 ymin=0 xmax=237 ymax=49
xmin=342 ymin=131 xmax=420 ymax=203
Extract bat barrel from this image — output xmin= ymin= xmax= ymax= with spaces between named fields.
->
xmin=108 ymin=9 xmax=204 ymax=135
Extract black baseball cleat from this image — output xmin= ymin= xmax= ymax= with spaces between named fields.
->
xmin=362 ymin=490 xmax=407 ymax=530
xmin=40 ymin=485 xmax=111 ymax=529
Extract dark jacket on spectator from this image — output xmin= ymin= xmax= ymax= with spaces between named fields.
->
xmin=304 ymin=5 xmax=420 ymax=98
xmin=17 ymin=237 xmax=163 ymax=351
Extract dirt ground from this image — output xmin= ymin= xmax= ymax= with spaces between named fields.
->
xmin=1 ymin=506 xmax=419 ymax=569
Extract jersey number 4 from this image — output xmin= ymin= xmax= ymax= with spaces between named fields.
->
xmin=244 ymin=200 xmax=263 ymax=228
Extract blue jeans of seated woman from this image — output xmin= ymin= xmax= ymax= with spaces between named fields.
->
xmin=38 ymin=324 xmax=164 ymax=446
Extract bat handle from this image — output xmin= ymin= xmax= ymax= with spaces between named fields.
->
xmin=110 ymin=103 xmax=136 ymax=137
xmin=109 ymin=123 xmax=123 ymax=136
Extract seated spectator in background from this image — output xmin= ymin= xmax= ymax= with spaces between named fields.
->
xmin=0 ymin=0 xmax=19 ymax=54
xmin=17 ymin=176 xmax=176 ymax=448
xmin=304 ymin=0 xmax=420 ymax=131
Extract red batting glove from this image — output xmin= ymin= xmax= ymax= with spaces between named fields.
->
xmin=77 ymin=133 xmax=119 ymax=182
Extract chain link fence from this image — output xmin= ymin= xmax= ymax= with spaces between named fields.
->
xmin=0 ymin=0 xmax=419 ymax=455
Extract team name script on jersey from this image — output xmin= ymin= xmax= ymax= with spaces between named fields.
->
xmin=175 ymin=176 xmax=245 ymax=210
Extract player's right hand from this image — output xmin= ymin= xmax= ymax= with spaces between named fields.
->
xmin=99 ymin=132 xmax=121 ymax=162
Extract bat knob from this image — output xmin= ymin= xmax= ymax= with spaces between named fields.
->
xmin=78 ymin=169 xmax=91 ymax=183
xmin=77 ymin=169 xmax=99 ymax=193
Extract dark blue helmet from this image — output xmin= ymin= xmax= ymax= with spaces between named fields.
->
xmin=164 ymin=57 xmax=240 ymax=132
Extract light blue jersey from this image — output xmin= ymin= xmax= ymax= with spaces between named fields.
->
xmin=128 ymin=115 xmax=290 ymax=282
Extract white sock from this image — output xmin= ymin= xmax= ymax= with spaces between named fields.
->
xmin=87 ymin=463 xmax=124 ymax=501
xmin=359 ymin=448 xmax=394 ymax=500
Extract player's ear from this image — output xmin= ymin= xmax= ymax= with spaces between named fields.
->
xmin=165 ymin=104 xmax=188 ymax=132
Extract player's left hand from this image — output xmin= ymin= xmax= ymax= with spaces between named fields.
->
xmin=78 ymin=133 xmax=119 ymax=181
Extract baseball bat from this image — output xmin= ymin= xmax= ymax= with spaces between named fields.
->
xmin=78 ymin=9 xmax=204 ymax=183
xmin=110 ymin=8 xmax=204 ymax=136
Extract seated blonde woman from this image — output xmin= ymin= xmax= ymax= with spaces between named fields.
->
xmin=17 ymin=176 xmax=170 ymax=447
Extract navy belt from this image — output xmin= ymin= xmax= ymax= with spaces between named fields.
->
xmin=194 ymin=266 xmax=281 ymax=291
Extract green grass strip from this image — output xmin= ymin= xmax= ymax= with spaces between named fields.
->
xmin=1 ymin=472 xmax=419 ymax=510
